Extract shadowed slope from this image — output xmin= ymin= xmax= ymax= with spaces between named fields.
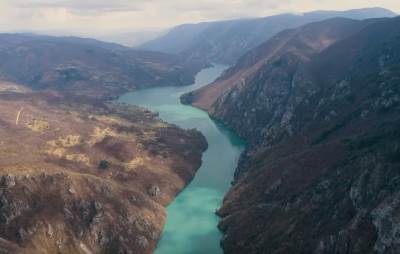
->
xmin=187 ymin=16 xmax=400 ymax=254
xmin=141 ymin=8 xmax=396 ymax=64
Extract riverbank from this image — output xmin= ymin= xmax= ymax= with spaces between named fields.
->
xmin=118 ymin=65 xmax=246 ymax=254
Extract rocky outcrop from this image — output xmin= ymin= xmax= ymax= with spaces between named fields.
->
xmin=0 ymin=33 xmax=207 ymax=253
xmin=0 ymin=89 xmax=207 ymax=254
xmin=188 ymin=17 xmax=400 ymax=253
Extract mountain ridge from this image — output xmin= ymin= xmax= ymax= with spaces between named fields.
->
xmin=185 ymin=16 xmax=400 ymax=253
xmin=140 ymin=7 xmax=397 ymax=64
xmin=0 ymin=30 xmax=209 ymax=253
xmin=0 ymin=33 xmax=206 ymax=100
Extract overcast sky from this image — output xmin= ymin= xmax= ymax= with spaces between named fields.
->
xmin=0 ymin=0 xmax=399 ymax=45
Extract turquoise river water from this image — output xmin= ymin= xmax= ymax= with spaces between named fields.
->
xmin=118 ymin=65 xmax=245 ymax=254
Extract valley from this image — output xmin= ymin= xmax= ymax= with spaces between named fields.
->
xmin=119 ymin=65 xmax=245 ymax=254
xmin=185 ymin=16 xmax=400 ymax=254
xmin=140 ymin=8 xmax=396 ymax=65
xmin=0 ymin=4 xmax=399 ymax=254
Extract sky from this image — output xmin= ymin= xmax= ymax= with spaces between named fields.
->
xmin=0 ymin=0 xmax=399 ymax=45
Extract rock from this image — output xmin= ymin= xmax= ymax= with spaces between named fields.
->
xmin=129 ymin=195 xmax=137 ymax=203
xmin=68 ymin=187 xmax=77 ymax=195
xmin=18 ymin=228 xmax=26 ymax=241
xmin=371 ymin=193 xmax=400 ymax=254
xmin=101 ymin=184 xmax=113 ymax=198
xmin=46 ymin=224 xmax=54 ymax=238
xmin=94 ymin=201 xmax=102 ymax=211
xmin=63 ymin=208 xmax=74 ymax=220
xmin=1 ymin=175 xmax=16 ymax=188
xmin=135 ymin=236 xmax=149 ymax=248
xmin=135 ymin=217 xmax=150 ymax=232
xmin=150 ymin=231 xmax=159 ymax=240
xmin=148 ymin=185 xmax=160 ymax=197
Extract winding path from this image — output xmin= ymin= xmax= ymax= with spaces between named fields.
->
xmin=15 ymin=107 xmax=24 ymax=125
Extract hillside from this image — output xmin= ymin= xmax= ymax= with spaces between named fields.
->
xmin=0 ymin=28 xmax=212 ymax=254
xmin=0 ymin=83 xmax=207 ymax=253
xmin=0 ymin=34 xmax=205 ymax=100
xmin=185 ymin=17 xmax=400 ymax=253
xmin=183 ymin=18 xmax=377 ymax=124
xmin=140 ymin=7 xmax=396 ymax=64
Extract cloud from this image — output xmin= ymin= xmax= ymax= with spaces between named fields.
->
xmin=13 ymin=0 xmax=145 ymax=14
xmin=0 ymin=0 xmax=398 ymax=45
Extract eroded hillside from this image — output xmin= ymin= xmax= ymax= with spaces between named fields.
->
xmin=185 ymin=17 xmax=400 ymax=253
xmin=0 ymin=82 xmax=207 ymax=254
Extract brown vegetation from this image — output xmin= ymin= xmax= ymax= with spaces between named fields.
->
xmin=0 ymin=86 xmax=207 ymax=254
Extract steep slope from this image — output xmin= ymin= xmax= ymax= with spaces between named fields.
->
xmin=0 ymin=83 xmax=207 ymax=254
xmin=0 ymin=34 xmax=205 ymax=99
xmin=187 ymin=17 xmax=400 ymax=253
xmin=0 ymin=31 xmax=210 ymax=254
xmin=141 ymin=8 xmax=396 ymax=64
xmin=183 ymin=18 xmax=377 ymax=128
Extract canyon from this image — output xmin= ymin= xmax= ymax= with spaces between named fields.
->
xmin=0 ymin=6 xmax=399 ymax=254
xmin=119 ymin=65 xmax=245 ymax=254
xmin=185 ymin=16 xmax=400 ymax=253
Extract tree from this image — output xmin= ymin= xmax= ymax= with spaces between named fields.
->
xmin=98 ymin=160 xmax=109 ymax=170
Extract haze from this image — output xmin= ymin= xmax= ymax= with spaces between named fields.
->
xmin=0 ymin=0 xmax=399 ymax=45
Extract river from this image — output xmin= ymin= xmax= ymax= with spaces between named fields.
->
xmin=118 ymin=65 xmax=245 ymax=254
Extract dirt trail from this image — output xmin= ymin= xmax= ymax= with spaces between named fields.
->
xmin=16 ymin=107 xmax=24 ymax=125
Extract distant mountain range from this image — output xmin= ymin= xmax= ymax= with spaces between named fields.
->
xmin=184 ymin=15 xmax=400 ymax=253
xmin=0 ymin=33 xmax=205 ymax=99
xmin=140 ymin=7 xmax=397 ymax=64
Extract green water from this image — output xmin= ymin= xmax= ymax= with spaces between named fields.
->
xmin=118 ymin=65 xmax=245 ymax=254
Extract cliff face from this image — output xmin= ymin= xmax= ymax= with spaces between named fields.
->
xmin=0 ymin=84 xmax=207 ymax=254
xmin=184 ymin=18 xmax=375 ymax=123
xmin=186 ymin=17 xmax=400 ymax=253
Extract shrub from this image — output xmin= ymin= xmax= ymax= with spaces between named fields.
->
xmin=98 ymin=160 xmax=109 ymax=170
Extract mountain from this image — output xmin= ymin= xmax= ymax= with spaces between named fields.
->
xmin=183 ymin=18 xmax=378 ymax=119
xmin=0 ymin=33 xmax=205 ymax=100
xmin=97 ymin=30 xmax=167 ymax=47
xmin=184 ymin=16 xmax=400 ymax=253
xmin=0 ymin=83 xmax=207 ymax=253
xmin=0 ymin=33 xmax=211 ymax=253
xmin=140 ymin=7 xmax=397 ymax=64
